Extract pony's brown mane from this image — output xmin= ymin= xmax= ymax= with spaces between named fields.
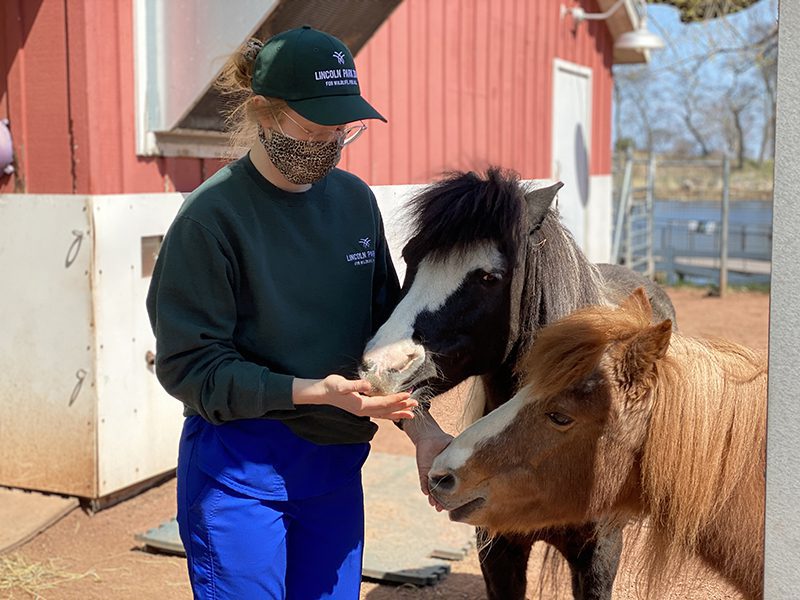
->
xmin=642 ymin=329 xmax=766 ymax=594
xmin=519 ymin=297 xmax=767 ymax=596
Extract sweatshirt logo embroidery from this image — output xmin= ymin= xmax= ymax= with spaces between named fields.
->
xmin=346 ymin=237 xmax=375 ymax=266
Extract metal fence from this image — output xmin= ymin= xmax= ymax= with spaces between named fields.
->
xmin=613 ymin=153 xmax=773 ymax=292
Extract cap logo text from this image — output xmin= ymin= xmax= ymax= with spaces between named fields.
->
xmin=314 ymin=68 xmax=358 ymax=87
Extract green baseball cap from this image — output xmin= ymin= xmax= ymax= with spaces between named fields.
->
xmin=252 ymin=26 xmax=386 ymax=126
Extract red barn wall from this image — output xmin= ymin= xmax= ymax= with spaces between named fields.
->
xmin=0 ymin=0 xmax=225 ymax=195
xmin=1 ymin=0 xmax=613 ymax=194
xmin=341 ymin=0 xmax=614 ymax=184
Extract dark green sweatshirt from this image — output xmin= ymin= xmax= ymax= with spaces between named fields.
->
xmin=146 ymin=154 xmax=400 ymax=445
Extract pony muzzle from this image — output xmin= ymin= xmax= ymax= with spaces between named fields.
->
xmin=360 ymin=340 xmax=426 ymax=393
xmin=428 ymin=468 xmax=487 ymax=523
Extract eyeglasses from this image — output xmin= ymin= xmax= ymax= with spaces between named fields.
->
xmin=273 ymin=110 xmax=367 ymax=146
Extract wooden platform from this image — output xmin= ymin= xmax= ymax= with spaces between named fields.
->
xmin=0 ymin=487 xmax=79 ymax=554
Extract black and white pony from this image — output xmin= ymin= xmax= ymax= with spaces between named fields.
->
xmin=360 ymin=169 xmax=676 ymax=600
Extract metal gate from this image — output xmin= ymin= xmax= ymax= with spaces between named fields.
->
xmin=612 ymin=149 xmax=655 ymax=279
xmin=611 ymin=152 xmax=767 ymax=296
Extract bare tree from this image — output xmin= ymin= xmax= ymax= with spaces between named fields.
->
xmin=674 ymin=63 xmax=716 ymax=156
xmin=615 ymin=67 xmax=660 ymax=153
xmin=749 ymin=22 xmax=778 ymax=163
xmin=681 ymin=95 xmax=713 ymax=156
xmin=613 ymin=0 xmax=777 ymax=160
xmin=734 ymin=63 xmax=764 ymax=167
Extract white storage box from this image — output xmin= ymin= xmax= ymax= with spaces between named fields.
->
xmin=0 ymin=194 xmax=185 ymax=500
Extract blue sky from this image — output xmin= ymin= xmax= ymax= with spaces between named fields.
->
xmin=647 ymin=0 xmax=777 ymax=82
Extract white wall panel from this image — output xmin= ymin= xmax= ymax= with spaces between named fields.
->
xmin=0 ymin=197 xmax=96 ymax=496
xmin=92 ymin=195 xmax=184 ymax=496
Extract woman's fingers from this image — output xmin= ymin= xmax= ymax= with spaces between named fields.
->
xmin=356 ymin=391 xmax=416 ymax=419
xmin=385 ymin=409 xmax=416 ymax=420
xmin=383 ymin=392 xmax=414 ymax=406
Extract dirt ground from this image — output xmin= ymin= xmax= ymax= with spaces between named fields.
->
xmin=1 ymin=287 xmax=769 ymax=600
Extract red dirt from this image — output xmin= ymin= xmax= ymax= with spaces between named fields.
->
xmin=2 ymin=287 xmax=769 ymax=599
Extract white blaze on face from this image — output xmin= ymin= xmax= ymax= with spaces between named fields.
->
xmin=432 ymin=385 xmax=532 ymax=472
xmin=363 ymin=242 xmax=505 ymax=374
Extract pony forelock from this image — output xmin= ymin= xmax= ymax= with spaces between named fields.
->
xmin=401 ymin=168 xmax=525 ymax=267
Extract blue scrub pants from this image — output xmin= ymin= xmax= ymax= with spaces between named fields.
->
xmin=176 ymin=424 xmax=365 ymax=599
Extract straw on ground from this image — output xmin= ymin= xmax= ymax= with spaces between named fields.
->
xmin=0 ymin=553 xmax=98 ymax=599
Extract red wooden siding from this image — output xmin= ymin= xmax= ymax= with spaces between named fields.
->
xmin=1 ymin=0 xmax=73 ymax=193
xmin=341 ymin=0 xmax=614 ymax=183
xmin=1 ymin=0 xmax=612 ymax=194
xmin=0 ymin=0 xmax=226 ymax=194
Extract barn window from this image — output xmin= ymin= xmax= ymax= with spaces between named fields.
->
xmin=133 ymin=0 xmax=400 ymax=158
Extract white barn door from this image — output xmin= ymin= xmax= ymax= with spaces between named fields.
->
xmin=552 ymin=59 xmax=593 ymax=253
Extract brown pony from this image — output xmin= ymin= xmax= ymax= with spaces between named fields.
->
xmin=428 ymin=288 xmax=766 ymax=599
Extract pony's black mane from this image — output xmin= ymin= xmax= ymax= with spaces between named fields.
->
xmin=518 ymin=210 xmax=605 ymax=365
xmin=402 ymin=168 xmax=525 ymax=266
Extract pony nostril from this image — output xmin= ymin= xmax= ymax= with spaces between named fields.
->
xmin=361 ymin=359 xmax=376 ymax=373
xmin=429 ymin=471 xmax=457 ymax=493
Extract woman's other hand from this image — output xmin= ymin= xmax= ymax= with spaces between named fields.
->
xmin=398 ymin=411 xmax=454 ymax=510
xmin=412 ymin=431 xmax=453 ymax=511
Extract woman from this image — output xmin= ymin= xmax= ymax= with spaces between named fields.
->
xmin=146 ymin=26 xmax=416 ymax=599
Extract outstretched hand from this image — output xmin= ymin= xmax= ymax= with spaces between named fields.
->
xmin=292 ymin=374 xmax=417 ymax=421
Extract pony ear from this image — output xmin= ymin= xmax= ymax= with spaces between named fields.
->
xmin=620 ymin=287 xmax=653 ymax=321
xmin=524 ymin=182 xmax=564 ymax=230
xmin=620 ymin=319 xmax=672 ymax=385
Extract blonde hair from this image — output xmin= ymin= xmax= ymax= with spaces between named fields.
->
xmin=215 ymin=38 xmax=288 ymax=154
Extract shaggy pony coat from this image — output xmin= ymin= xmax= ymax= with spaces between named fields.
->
xmin=521 ymin=290 xmax=767 ymax=599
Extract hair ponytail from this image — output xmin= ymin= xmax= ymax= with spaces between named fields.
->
xmin=215 ymin=38 xmax=286 ymax=157
xmin=217 ymin=38 xmax=263 ymax=95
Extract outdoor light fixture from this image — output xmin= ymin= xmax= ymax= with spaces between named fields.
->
xmin=561 ymin=0 xmax=665 ymax=52
xmin=615 ymin=12 xmax=666 ymax=50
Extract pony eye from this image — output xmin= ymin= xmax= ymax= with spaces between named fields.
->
xmin=480 ymin=271 xmax=500 ymax=283
xmin=546 ymin=412 xmax=574 ymax=427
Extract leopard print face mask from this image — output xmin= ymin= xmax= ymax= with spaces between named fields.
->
xmin=258 ymin=125 xmax=343 ymax=185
